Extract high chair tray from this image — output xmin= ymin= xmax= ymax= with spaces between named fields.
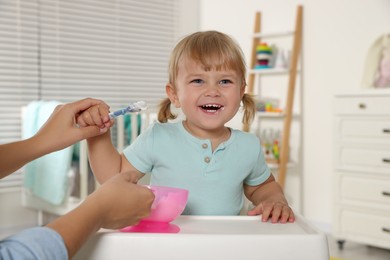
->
xmin=75 ymin=215 xmax=329 ymax=260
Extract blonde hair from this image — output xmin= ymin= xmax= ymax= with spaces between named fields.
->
xmin=158 ymin=30 xmax=255 ymax=125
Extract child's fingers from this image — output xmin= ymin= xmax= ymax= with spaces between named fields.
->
xmin=97 ymin=105 xmax=110 ymax=123
xmin=84 ymin=105 xmax=109 ymax=127
xmin=270 ymin=204 xmax=295 ymax=223
xmin=271 ymin=204 xmax=283 ymax=223
xmin=97 ymin=104 xmax=111 ymax=124
xmin=89 ymin=107 xmax=105 ymax=126
xmin=76 ymin=114 xmax=88 ymax=127
xmin=260 ymin=204 xmax=272 ymax=222
xmin=276 ymin=206 xmax=294 ymax=223
xmin=287 ymin=208 xmax=295 ymax=222
xmin=80 ymin=111 xmax=96 ymax=126
xmin=248 ymin=202 xmax=294 ymax=224
xmin=247 ymin=207 xmax=260 ymax=216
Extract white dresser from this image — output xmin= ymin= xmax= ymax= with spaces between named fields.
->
xmin=333 ymin=91 xmax=390 ymax=250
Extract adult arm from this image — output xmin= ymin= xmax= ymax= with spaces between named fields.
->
xmin=46 ymin=171 xmax=154 ymax=258
xmin=0 ymin=171 xmax=153 ymax=259
xmin=0 ymin=227 xmax=68 ymax=260
xmin=0 ymin=98 xmax=110 ymax=178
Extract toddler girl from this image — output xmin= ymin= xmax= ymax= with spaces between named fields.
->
xmin=77 ymin=31 xmax=294 ymax=223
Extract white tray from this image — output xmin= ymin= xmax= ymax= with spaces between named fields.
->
xmin=75 ymin=215 xmax=329 ymax=260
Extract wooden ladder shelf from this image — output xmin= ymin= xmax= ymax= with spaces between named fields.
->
xmin=244 ymin=5 xmax=303 ymax=189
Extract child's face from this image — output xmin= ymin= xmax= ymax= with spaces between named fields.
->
xmin=167 ymin=57 xmax=245 ymax=134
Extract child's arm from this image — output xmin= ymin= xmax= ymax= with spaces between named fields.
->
xmin=87 ymin=130 xmax=122 ymax=183
xmin=76 ymin=105 xmax=121 ymax=183
xmin=77 ymin=105 xmax=144 ymax=184
xmin=244 ymin=174 xmax=295 ymax=223
xmin=88 ymin=132 xmax=144 ymax=183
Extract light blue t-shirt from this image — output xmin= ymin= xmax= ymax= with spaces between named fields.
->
xmin=0 ymin=227 xmax=68 ymax=260
xmin=123 ymin=121 xmax=271 ymax=215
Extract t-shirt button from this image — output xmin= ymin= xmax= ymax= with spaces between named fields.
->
xmin=202 ymin=143 xmax=208 ymax=149
xmin=204 ymin=157 xmax=211 ymax=163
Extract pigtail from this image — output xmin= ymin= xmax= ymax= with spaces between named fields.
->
xmin=158 ymin=97 xmax=177 ymax=123
xmin=241 ymin=93 xmax=256 ymax=126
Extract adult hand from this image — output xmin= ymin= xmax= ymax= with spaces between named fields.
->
xmin=0 ymin=98 xmax=113 ymax=178
xmin=86 ymin=171 xmax=155 ymax=229
xmin=46 ymin=171 xmax=154 ymax=258
xmin=35 ymin=98 xmax=113 ymax=153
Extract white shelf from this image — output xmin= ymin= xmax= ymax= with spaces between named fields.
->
xmin=249 ymin=68 xmax=290 ymax=75
xmin=249 ymin=68 xmax=302 ymax=76
xmin=256 ymin=112 xmax=301 ymax=119
xmin=257 ymin=112 xmax=285 ymax=118
xmin=268 ymin=162 xmax=297 ymax=170
xmin=253 ymin=31 xmax=294 ymax=39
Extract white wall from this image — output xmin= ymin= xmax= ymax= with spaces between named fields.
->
xmin=176 ymin=0 xmax=200 ymax=38
xmin=199 ymin=0 xmax=390 ymax=229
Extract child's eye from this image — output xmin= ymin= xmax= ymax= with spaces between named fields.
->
xmin=190 ymin=79 xmax=204 ymax=84
xmin=219 ymin=79 xmax=233 ymax=85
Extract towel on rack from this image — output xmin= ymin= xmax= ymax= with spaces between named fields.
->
xmin=22 ymin=101 xmax=73 ymax=205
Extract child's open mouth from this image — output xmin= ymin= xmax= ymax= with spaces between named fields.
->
xmin=199 ymin=104 xmax=224 ymax=113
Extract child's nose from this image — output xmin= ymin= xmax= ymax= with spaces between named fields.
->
xmin=204 ymin=83 xmax=221 ymax=96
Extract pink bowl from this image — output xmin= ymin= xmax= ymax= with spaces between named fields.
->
xmin=144 ymin=185 xmax=189 ymax=223
xmin=121 ymin=185 xmax=189 ymax=233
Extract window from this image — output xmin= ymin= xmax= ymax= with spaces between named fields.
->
xmin=0 ymin=0 xmax=182 ymax=189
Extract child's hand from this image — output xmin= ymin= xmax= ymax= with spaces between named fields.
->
xmin=76 ymin=103 xmax=113 ymax=131
xmin=247 ymin=199 xmax=295 ymax=223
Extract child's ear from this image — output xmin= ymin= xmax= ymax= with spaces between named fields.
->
xmin=240 ymin=80 xmax=246 ymax=98
xmin=166 ymin=83 xmax=181 ymax=108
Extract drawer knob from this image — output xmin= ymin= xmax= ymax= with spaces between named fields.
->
xmin=383 ymin=158 xmax=390 ymax=163
xmin=382 ymin=191 xmax=390 ymax=196
xmin=382 ymin=227 xmax=390 ymax=233
xmin=358 ymin=103 xmax=366 ymax=109
xmin=384 ymin=129 xmax=390 ymax=133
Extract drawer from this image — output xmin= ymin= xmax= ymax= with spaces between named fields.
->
xmin=340 ymin=175 xmax=390 ymax=206
xmin=341 ymin=210 xmax=390 ymax=243
xmin=334 ymin=96 xmax=390 ymax=116
xmin=337 ymin=145 xmax=390 ymax=173
xmin=337 ymin=118 xmax=390 ymax=139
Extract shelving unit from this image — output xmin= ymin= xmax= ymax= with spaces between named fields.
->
xmin=244 ymin=5 xmax=303 ymax=190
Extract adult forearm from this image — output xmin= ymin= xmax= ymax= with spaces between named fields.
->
xmin=46 ymin=199 xmax=101 ymax=258
xmin=0 ymin=137 xmax=47 ymax=178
